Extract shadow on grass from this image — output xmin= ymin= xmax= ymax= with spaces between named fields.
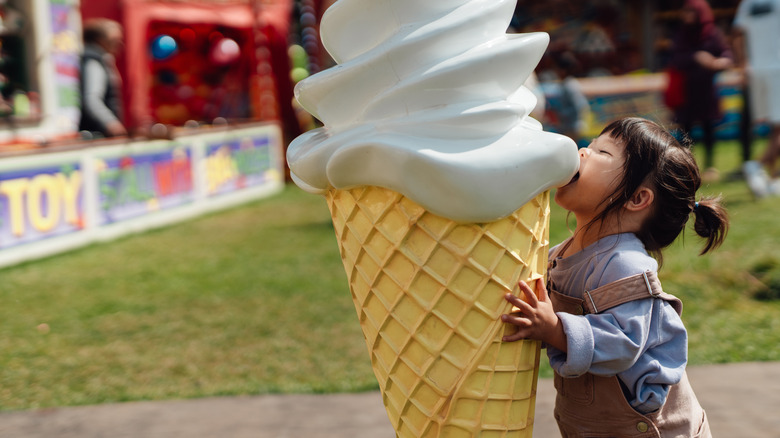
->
xmin=748 ymin=256 xmax=780 ymax=301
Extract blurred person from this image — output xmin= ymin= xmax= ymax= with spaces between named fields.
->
xmin=733 ymin=0 xmax=780 ymax=197
xmin=79 ymin=18 xmax=127 ymax=138
xmin=669 ymin=0 xmax=733 ymax=182
xmin=554 ymin=51 xmax=590 ymax=147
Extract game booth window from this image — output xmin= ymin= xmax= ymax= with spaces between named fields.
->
xmin=0 ymin=0 xmax=40 ymax=120
xmin=121 ymin=1 xmax=287 ymax=134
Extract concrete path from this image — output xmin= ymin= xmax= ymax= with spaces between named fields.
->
xmin=2 ymin=362 xmax=778 ymax=437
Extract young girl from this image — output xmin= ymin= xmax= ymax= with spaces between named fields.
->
xmin=502 ymin=117 xmax=727 ymax=437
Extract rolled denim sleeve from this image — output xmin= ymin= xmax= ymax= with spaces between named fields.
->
xmin=547 ymin=311 xmax=595 ymax=377
xmin=548 ymin=300 xmax=654 ymax=377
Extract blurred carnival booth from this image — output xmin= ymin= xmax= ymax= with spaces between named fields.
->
xmin=0 ymin=0 xmax=296 ymax=268
xmin=512 ymin=0 xmax=761 ymax=142
xmin=82 ymin=0 xmax=297 ymax=138
xmin=0 ymin=0 xmax=80 ymax=146
xmin=0 ymin=124 xmax=283 ymax=268
xmin=0 ymin=0 xmax=758 ymax=267
xmin=543 ymin=70 xmax=757 ymax=143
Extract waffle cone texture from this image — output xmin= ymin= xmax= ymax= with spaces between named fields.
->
xmin=326 ymin=186 xmax=549 ymax=437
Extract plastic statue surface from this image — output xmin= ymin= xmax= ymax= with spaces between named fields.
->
xmin=287 ymin=0 xmax=579 ymax=436
xmin=288 ymin=0 xmax=578 ymax=223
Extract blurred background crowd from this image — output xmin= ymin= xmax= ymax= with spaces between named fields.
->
xmin=0 ymin=0 xmax=777 ymax=191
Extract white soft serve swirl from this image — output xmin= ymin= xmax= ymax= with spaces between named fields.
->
xmin=287 ymin=0 xmax=580 ymax=222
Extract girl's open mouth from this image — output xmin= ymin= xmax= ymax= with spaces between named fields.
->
xmin=565 ymin=171 xmax=580 ymax=186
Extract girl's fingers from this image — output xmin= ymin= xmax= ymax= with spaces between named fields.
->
xmin=501 ymin=315 xmax=531 ymax=342
xmin=534 ymin=278 xmax=551 ymax=302
xmin=518 ymin=280 xmax=539 ymax=305
xmin=502 ymin=279 xmax=551 ymax=343
xmin=503 ymin=292 xmax=523 ymax=306
xmin=501 ymin=313 xmax=531 ymax=327
xmin=502 ymin=331 xmax=528 ymax=342
xmin=504 ymin=293 xmax=533 ymax=314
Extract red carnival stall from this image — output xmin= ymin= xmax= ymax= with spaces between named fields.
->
xmin=0 ymin=0 xmax=296 ymax=268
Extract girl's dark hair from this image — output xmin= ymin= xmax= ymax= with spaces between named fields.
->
xmin=587 ymin=117 xmax=728 ymax=263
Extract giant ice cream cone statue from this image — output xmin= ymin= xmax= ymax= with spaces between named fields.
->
xmin=287 ymin=1 xmax=579 ymax=436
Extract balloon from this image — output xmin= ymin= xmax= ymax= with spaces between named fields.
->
xmin=302 ymin=33 xmax=317 ymax=46
xmin=151 ymin=35 xmax=177 ymax=60
xmin=179 ymin=28 xmax=197 ymax=47
xmin=303 ymin=40 xmax=318 ymax=54
xmin=288 ymin=44 xmax=308 ymax=69
xmin=196 ymin=84 xmax=212 ymax=98
xmin=210 ymin=38 xmax=241 ymax=65
xmin=301 ymin=12 xmax=317 ymax=26
xmin=155 ymin=105 xmax=176 ymax=121
xmin=291 ymin=67 xmax=309 ymax=83
xmin=177 ymin=85 xmax=195 ymax=100
xmin=209 ymin=31 xmax=224 ymax=43
xmin=256 ymin=47 xmax=271 ymax=60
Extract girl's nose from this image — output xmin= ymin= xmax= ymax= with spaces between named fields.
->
xmin=579 ymin=148 xmax=590 ymax=158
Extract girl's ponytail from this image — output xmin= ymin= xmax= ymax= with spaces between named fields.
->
xmin=692 ymin=195 xmax=729 ymax=255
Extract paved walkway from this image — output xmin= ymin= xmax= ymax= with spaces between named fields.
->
xmin=2 ymin=362 xmax=778 ymax=437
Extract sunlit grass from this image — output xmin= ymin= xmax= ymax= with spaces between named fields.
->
xmin=1 ymin=140 xmax=778 ymax=410
xmin=0 ymin=187 xmax=375 ymax=411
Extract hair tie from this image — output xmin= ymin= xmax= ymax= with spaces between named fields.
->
xmin=693 ymin=201 xmax=700 ymax=212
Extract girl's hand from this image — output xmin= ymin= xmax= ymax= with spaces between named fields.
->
xmin=501 ymin=279 xmax=568 ymax=352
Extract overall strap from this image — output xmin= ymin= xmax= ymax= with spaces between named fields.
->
xmin=548 ymin=238 xmax=572 ymax=265
xmin=547 ymin=237 xmax=573 ymax=288
xmin=582 ymin=271 xmax=683 ymax=315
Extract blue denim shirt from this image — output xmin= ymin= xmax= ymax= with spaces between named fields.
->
xmin=546 ymin=233 xmax=687 ymax=414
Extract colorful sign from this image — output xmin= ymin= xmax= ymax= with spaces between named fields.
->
xmin=96 ymin=146 xmax=194 ymax=224
xmin=542 ymin=77 xmax=672 ymax=145
xmin=0 ymin=163 xmax=84 ymax=249
xmin=0 ymin=124 xmax=283 ymax=268
xmin=49 ymin=0 xmax=81 ymax=126
xmin=205 ymin=135 xmax=275 ymax=196
xmin=583 ymin=91 xmax=672 ymax=139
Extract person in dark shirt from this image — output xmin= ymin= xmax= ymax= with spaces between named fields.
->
xmin=668 ymin=0 xmax=733 ymax=181
xmin=79 ymin=18 xmax=127 ymax=138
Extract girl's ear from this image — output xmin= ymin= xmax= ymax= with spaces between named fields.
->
xmin=625 ymin=187 xmax=654 ymax=212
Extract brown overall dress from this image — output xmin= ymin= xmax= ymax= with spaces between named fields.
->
xmin=548 ymin=259 xmax=711 ymax=437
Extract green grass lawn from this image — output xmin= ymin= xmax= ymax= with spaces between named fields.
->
xmin=1 ymin=140 xmax=779 ymax=411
